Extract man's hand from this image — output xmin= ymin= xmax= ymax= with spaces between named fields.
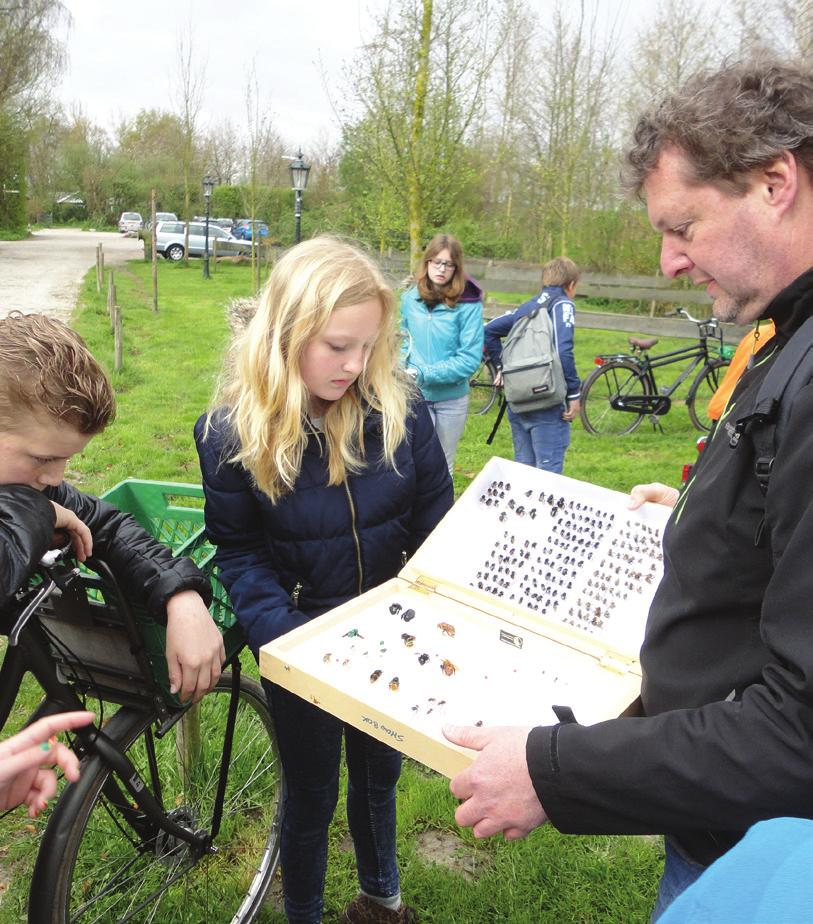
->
xmin=50 ymin=502 xmax=92 ymax=562
xmin=627 ymin=482 xmax=679 ymax=510
xmin=493 ymin=370 xmax=503 ymax=387
xmin=0 ymin=710 xmax=94 ymax=816
xmin=165 ymin=591 xmax=225 ymax=703
xmin=562 ymin=398 xmax=580 ymax=422
xmin=443 ymin=725 xmax=548 ymax=840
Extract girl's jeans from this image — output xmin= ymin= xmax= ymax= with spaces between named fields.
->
xmin=425 ymin=394 xmax=469 ymax=474
xmin=264 ymin=681 xmax=402 ymax=924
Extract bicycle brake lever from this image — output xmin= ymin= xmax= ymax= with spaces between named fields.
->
xmin=9 ymin=579 xmax=56 ymax=646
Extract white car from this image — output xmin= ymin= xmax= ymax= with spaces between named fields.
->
xmin=154 ymin=220 xmax=251 ymax=261
xmin=118 ymin=212 xmax=143 ymax=235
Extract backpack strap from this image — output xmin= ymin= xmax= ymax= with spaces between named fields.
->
xmin=730 ymin=315 xmax=813 ymax=495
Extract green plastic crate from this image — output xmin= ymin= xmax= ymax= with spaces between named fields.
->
xmin=91 ymin=479 xmax=244 ymax=706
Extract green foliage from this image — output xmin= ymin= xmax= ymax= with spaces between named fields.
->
xmin=0 ymin=110 xmax=27 ymax=234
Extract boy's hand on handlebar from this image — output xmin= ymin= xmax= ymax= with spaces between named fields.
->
xmin=165 ymin=591 xmax=226 ymax=703
xmin=627 ymin=482 xmax=680 ymax=510
xmin=0 ymin=710 xmax=95 ymax=816
xmin=50 ymin=502 xmax=92 ymax=561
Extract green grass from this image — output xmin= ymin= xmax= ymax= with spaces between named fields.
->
xmin=0 ymin=260 xmax=704 ymax=922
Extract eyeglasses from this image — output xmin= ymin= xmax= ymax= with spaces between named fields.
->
xmin=429 ymin=259 xmax=456 ymax=271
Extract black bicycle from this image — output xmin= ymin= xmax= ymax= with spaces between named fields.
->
xmin=579 ymin=308 xmax=731 ymax=436
xmin=4 ymin=547 xmax=282 ymax=923
xmin=468 ymin=350 xmax=500 ymax=416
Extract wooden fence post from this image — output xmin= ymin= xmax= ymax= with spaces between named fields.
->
xmin=107 ymin=269 xmax=115 ymax=331
xmin=95 ymin=243 xmax=102 ymax=292
xmin=212 ymin=237 xmax=218 ymax=273
xmin=113 ymin=306 xmax=122 ymax=372
xmin=151 ymin=189 xmax=158 ymax=313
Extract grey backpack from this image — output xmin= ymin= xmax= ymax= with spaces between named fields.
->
xmin=500 ymin=301 xmax=567 ymax=412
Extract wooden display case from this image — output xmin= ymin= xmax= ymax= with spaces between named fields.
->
xmin=260 ymin=457 xmax=671 ymax=778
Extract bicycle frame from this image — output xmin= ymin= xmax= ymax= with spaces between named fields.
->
xmin=593 ymin=313 xmax=723 ymax=416
xmin=1 ymin=554 xmax=243 ymax=855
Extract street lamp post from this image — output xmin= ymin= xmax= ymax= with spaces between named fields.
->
xmin=288 ymin=151 xmax=311 ymax=244
xmin=202 ymin=174 xmax=215 ymax=279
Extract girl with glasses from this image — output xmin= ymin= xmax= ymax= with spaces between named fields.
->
xmin=399 ymin=234 xmax=484 ymax=475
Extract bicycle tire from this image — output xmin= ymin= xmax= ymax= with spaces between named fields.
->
xmin=30 ymin=673 xmax=282 ymax=924
xmin=580 ymin=360 xmax=650 ymax=436
xmin=468 ymin=359 xmax=499 ymax=415
xmin=686 ymin=357 xmax=731 ymax=432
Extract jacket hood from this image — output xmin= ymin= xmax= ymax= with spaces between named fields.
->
xmin=458 ymin=274 xmax=484 ymax=304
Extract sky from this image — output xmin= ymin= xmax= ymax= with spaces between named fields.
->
xmin=57 ymin=0 xmax=653 ymax=152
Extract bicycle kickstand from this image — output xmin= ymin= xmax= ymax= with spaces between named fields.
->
xmin=648 ymin=415 xmax=665 ymax=434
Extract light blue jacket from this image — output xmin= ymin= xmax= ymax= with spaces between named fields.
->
xmin=400 ymin=278 xmax=484 ymax=403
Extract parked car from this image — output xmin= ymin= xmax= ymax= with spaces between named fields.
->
xmin=192 ymin=216 xmax=234 ymax=231
xmin=144 ymin=211 xmax=179 ymax=232
xmin=118 ymin=211 xmax=143 ymax=235
xmin=232 ymin=219 xmax=269 ymax=240
xmin=155 ymin=220 xmax=251 ymax=261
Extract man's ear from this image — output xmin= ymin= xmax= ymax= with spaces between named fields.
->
xmin=760 ymin=150 xmax=798 ymax=216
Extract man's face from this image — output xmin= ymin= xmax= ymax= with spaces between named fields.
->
xmin=0 ymin=415 xmax=92 ymax=490
xmin=644 ymin=146 xmax=778 ymax=325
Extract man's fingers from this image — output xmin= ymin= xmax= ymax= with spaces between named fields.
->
xmin=443 ymin=724 xmax=489 ymax=751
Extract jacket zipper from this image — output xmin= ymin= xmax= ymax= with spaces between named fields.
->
xmin=291 ymin=581 xmax=302 ymax=607
xmin=343 ymin=480 xmax=364 ymax=597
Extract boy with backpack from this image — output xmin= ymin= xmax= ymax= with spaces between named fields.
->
xmin=483 ymin=257 xmax=581 ymax=472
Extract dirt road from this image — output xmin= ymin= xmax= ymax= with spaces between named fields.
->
xmin=0 ymin=229 xmax=143 ymax=322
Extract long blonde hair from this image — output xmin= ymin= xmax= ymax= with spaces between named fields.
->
xmin=210 ymin=236 xmax=413 ymax=502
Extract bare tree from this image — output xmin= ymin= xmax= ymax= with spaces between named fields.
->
xmin=173 ymin=20 xmax=206 ymax=263
xmin=0 ymin=0 xmax=70 ymax=114
xmin=340 ymin=0 xmax=494 ymax=263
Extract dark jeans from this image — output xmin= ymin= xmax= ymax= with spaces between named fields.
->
xmin=264 ymin=680 xmax=403 ymax=924
xmin=650 ymin=837 xmax=707 ymax=922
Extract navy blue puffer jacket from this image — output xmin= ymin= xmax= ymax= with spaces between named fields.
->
xmin=194 ymin=402 xmax=453 ymax=654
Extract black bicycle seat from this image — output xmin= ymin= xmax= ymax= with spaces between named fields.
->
xmin=629 ymin=337 xmax=658 ymax=350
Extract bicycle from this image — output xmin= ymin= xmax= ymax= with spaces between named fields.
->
xmin=468 ymin=350 xmax=500 ymax=415
xmin=579 ymin=308 xmax=731 ymax=436
xmin=3 ymin=541 xmax=282 ymax=923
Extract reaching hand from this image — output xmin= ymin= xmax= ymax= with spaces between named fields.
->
xmin=0 ymin=711 xmax=94 ymax=817
xmin=443 ymin=724 xmax=547 ymax=840
xmin=627 ymin=483 xmax=679 ymax=510
xmin=165 ymin=591 xmax=226 ymax=703
xmin=50 ymin=502 xmax=92 ymax=562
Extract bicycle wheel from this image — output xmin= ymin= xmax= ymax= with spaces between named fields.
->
xmin=687 ymin=357 xmax=731 ymax=432
xmin=468 ymin=358 xmax=499 ymax=415
xmin=580 ymin=360 xmax=650 ymax=436
xmin=31 ymin=673 xmax=281 ymax=924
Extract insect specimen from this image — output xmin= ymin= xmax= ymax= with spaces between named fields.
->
xmin=440 ymin=659 xmax=457 ymax=676
xmin=322 ymin=653 xmax=332 ymax=663
xmin=401 ymin=608 xmax=416 ymax=622
xmin=417 ymin=653 xmax=430 ymax=665
xmin=389 ymin=677 xmax=400 ymax=691
xmin=401 ymin=633 xmax=416 ymax=647
xmin=370 ymin=670 xmax=382 ymax=683
xmin=343 ymin=629 xmax=364 ymax=639
xmin=389 ymin=602 xmax=403 ymax=615
xmin=437 ymin=622 xmax=455 ymax=637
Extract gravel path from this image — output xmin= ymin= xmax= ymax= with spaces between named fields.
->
xmin=0 ymin=229 xmax=143 ymax=322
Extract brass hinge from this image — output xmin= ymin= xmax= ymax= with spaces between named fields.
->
xmin=597 ymin=652 xmax=634 ymax=675
xmin=410 ymin=575 xmax=439 ymax=594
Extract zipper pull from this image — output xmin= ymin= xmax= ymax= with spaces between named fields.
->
xmin=291 ymin=581 xmax=302 ymax=607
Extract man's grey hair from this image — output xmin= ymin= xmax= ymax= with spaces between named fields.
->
xmin=624 ymin=57 xmax=813 ymax=196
